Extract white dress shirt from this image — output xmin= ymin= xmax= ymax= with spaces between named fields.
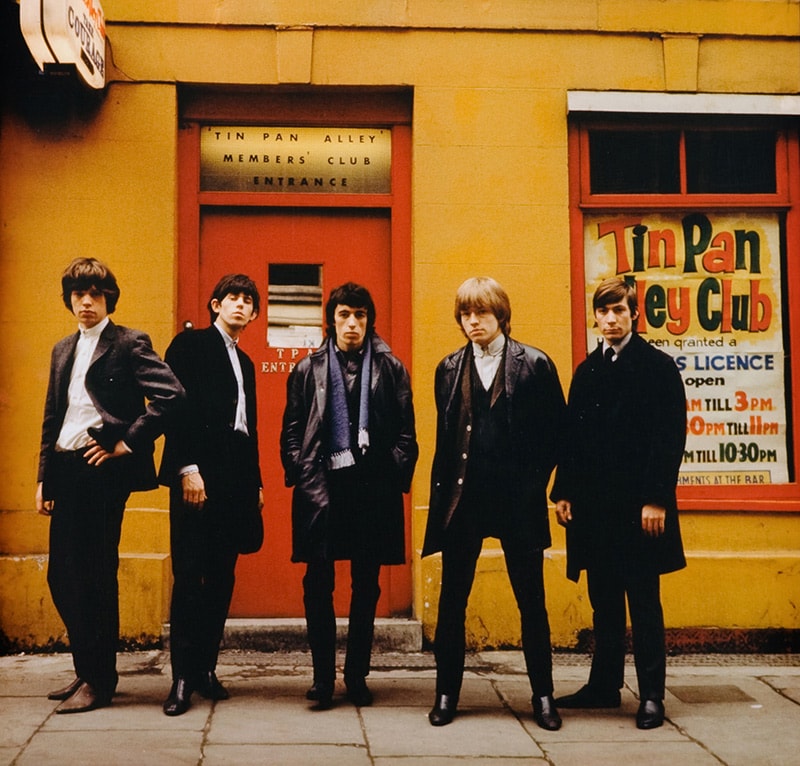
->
xmin=214 ymin=321 xmax=249 ymax=436
xmin=179 ymin=324 xmax=250 ymax=479
xmin=56 ymin=317 xmax=109 ymax=451
xmin=472 ymin=333 xmax=506 ymax=390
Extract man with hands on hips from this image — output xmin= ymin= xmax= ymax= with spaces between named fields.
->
xmin=37 ymin=257 xmax=184 ymax=714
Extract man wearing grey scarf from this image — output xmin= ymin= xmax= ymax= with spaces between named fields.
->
xmin=281 ymin=282 xmax=418 ymax=710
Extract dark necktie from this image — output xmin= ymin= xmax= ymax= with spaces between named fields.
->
xmin=604 ymin=346 xmax=616 ymax=365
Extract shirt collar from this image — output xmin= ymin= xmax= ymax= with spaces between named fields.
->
xmin=79 ymin=316 xmax=109 ymax=339
xmin=214 ymin=320 xmax=238 ymax=347
xmin=472 ymin=333 xmax=506 ymax=359
xmin=603 ymin=331 xmax=633 ymax=356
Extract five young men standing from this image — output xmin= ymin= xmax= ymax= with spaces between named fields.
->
xmin=37 ymin=264 xmax=685 ymax=732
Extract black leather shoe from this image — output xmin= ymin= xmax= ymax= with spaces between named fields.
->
xmin=532 ymin=694 xmax=562 ymax=731
xmin=555 ymin=684 xmax=621 ymax=709
xmin=345 ymin=678 xmax=374 ymax=707
xmin=163 ymin=678 xmax=193 ymax=717
xmin=198 ymin=671 xmax=229 ymax=701
xmin=428 ymin=694 xmax=457 ymax=726
xmin=636 ymin=698 xmax=665 ymax=729
xmin=306 ymin=682 xmax=334 ymax=710
xmin=306 ymin=682 xmax=324 ymax=700
xmin=55 ymin=682 xmax=110 ymax=714
xmin=48 ymin=677 xmax=83 ymax=701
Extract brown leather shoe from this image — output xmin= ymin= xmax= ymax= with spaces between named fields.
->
xmin=47 ymin=677 xmax=82 ymax=701
xmin=55 ymin=682 xmax=109 ymax=714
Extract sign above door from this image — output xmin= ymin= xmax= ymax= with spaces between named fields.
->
xmin=200 ymin=126 xmax=392 ymax=194
xmin=20 ymin=0 xmax=106 ymax=90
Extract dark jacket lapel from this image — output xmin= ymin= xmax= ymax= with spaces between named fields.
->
xmin=52 ymin=333 xmax=80 ymax=410
xmin=89 ymin=320 xmax=117 ymax=368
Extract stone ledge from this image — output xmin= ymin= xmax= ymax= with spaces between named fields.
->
xmin=162 ymin=617 xmax=423 ymax=653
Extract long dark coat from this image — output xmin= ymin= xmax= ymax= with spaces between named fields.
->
xmin=550 ymin=333 xmax=687 ymax=582
xmin=280 ymin=334 xmax=418 ymax=564
xmin=422 ymin=337 xmax=566 ymax=557
xmin=157 ymin=325 xmax=264 ymax=558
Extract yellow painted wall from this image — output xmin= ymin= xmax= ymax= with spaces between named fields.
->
xmin=0 ymin=80 xmax=179 ymax=646
xmin=1 ymin=0 xmax=798 ymax=649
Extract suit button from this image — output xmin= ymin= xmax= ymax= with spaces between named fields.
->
xmin=457 ymin=478 xmax=463 ymax=485
xmin=461 ymin=453 xmax=468 ymax=460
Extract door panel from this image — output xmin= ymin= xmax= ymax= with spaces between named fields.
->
xmin=197 ymin=207 xmax=409 ymax=617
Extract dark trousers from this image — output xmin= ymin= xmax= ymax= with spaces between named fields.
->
xmin=585 ymin=563 xmax=666 ymax=701
xmin=303 ymin=557 xmax=382 ymax=687
xmin=434 ymin=531 xmax=554 ymax=700
xmin=168 ymin=488 xmax=239 ymax=683
xmin=47 ymin=451 xmax=129 ymax=701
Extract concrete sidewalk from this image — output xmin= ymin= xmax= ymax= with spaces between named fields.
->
xmin=1 ymin=649 xmax=799 ymax=765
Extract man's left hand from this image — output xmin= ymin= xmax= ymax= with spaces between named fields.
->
xmin=642 ymin=504 xmax=666 ymax=537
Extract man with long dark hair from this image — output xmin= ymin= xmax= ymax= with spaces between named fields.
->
xmin=37 ymin=257 xmax=183 ymax=713
xmin=281 ymin=282 xmax=418 ymax=710
xmin=159 ymin=274 xmax=264 ymax=716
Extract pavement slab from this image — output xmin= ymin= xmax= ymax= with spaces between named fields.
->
xmin=0 ymin=649 xmax=797 ymax=766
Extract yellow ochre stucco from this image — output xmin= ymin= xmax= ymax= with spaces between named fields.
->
xmin=1 ymin=0 xmax=798 ymax=650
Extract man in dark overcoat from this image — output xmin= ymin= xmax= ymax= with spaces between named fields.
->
xmin=281 ymin=282 xmax=418 ymax=710
xmin=159 ymin=274 xmax=264 ymax=716
xmin=37 ymin=257 xmax=184 ymax=713
xmin=422 ymin=276 xmax=566 ymax=731
xmin=552 ymin=276 xmax=686 ymax=730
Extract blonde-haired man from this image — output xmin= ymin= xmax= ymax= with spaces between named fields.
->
xmin=423 ymin=276 xmax=566 ymax=731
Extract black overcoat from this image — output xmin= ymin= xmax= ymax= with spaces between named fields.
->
xmin=550 ymin=333 xmax=687 ymax=582
xmin=422 ymin=337 xmax=566 ymax=557
xmin=280 ymin=334 xmax=418 ymax=564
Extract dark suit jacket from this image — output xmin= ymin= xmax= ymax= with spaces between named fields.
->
xmin=38 ymin=320 xmax=184 ymax=496
xmin=158 ymin=325 xmax=262 ymax=496
xmin=550 ymin=333 xmax=687 ymax=582
xmin=422 ymin=337 xmax=566 ymax=557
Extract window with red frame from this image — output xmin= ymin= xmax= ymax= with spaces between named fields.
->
xmin=569 ymin=116 xmax=800 ymax=510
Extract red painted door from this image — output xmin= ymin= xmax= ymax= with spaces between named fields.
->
xmin=195 ymin=207 xmax=410 ymax=617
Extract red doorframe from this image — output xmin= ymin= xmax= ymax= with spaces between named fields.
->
xmin=176 ymin=89 xmax=415 ymax=614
